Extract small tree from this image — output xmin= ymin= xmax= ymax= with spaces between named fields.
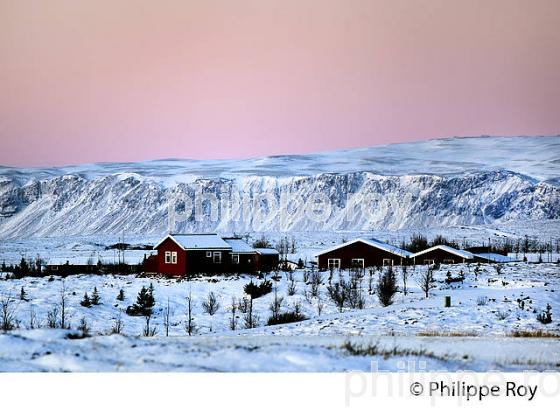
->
xmin=185 ymin=290 xmax=196 ymax=336
xmin=244 ymin=297 xmax=258 ymax=329
xmin=143 ymin=314 xmax=157 ymax=337
xmin=163 ymin=297 xmax=171 ymax=337
xmin=316 ymin=291 xmax=324 ymax=316
xmin=28 ymin=305 xmax=39 ymax=329
xmin=269 ymin=288 xmax=284 ymax=322
xmin=309 ymin=272 xmax=322 ymax=297
xmin=368 ymin=268 xmax=375 ymax=295
xmin=327 ymin=280 xmax=347 ymax=312
xmin=252 ymin=235 xmax=272 ymax=248
xmin=229 ymin=297 xmax=238 ymax=331
xmin=90 ymin=287 xmax=100 ymax=305
xmin=59 ymin=281 xmax=68 ymax=329
xmin=286 ymin=272 xmax=296 ymax=296
xmin=80 ymin=292 xmax=92 ymax=307
xmin=401 ymin=265 xmax=409 ymax=296
xmin=418 ymin=267 xmax=436 ymax=298
xmin=126 ymin=285 xmax=155 ymax=316
xmin=20 ymin=287 xmax=28 ymax=301
xmin=244 ymin=280 xmax=272 ymax=299
xmin=377 ymin=266 xmax=398 ymax=307
xmin=116 ymin=289 xmax=125 ymax=301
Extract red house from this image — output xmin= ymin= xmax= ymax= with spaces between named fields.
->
xmin=316 ymin=238 xmax=412 ymax=270
xmin=153 ymin=234 xmax=278 ymax=276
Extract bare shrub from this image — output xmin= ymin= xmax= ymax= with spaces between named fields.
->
xmin=46 ymin=306 xmax=59 ymax=328
xmin=401 ymin=265 xmax=409 ymax=296
xmin=316 ymin=291 xmax=324 ymax=316
xmin=269 ymin=288 xmax=284 ymax=322
xmin=368 ymin=268 xmax=375 ymax=295
xmin=327 ymin=279 xmax=347 ymax=312
xmin=110 ymin=313 xmax=124 ymax=335
xmin=77 ymin=317 xmax=90 ymax=337
xmin=28 ymin=305 xmax=39 ymax=329
xmin=347 ymin=269 xmax=365 ymax=309
xmin=309 ymin=272 xmax=323 ymax=297
xmin=59 ymin=281 xmax=69 ymax=329
xmin=202 ymin=291 xmax=220 ymax=332
xmin=286 ymin=272 xmax=296 ymax=296
xmin=496 ymin=310 xmax=509 ymax=321
xmin=237 ymin=296 xmax=250 ymax=314
xmin=143 ymin=315 xmax=157 ymax=337
xmin=184 ymin=290 xmax=196 ymax=336
xmin=202 ymin=291 xmax=220 ymax=316
xmin=417 ymin=267 xmax=436 ymax=298
xmin=229 ymin=297 xmax=238 ymax=331
xmin=0 ymin=294 xmax=17 ymax=332
xmin=477 ymin=296 xmax=488 ymax=306
xmin=243 ymin=297 xmax=259 ymax=329
xmin=163 ymin=298 xmax=171 ymax=337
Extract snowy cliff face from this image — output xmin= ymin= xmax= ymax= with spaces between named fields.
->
xmin=0 ymin=136 xmax=558 ymax=238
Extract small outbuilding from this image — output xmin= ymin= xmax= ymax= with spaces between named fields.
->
xmin=411 ymin=245 xmax=474 ymax=265
xmin=315 ymin=238 xmax=412 ymax=270
xmin=254 ymin=248 xmax=280 ymax=272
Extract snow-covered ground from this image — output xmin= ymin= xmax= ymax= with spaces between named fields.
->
xmin=0 ymin=261 xmax=558 ymax=371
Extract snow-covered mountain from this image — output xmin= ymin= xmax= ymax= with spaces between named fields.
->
xmin=0 ymin=136 xmax=558 ymax=238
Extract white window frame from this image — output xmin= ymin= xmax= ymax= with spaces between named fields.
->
xmin=382 ymin=258 xmax=393 ymax=266
xmin=327 ymin=258 xmax=341 ymax=270
xmin=213 ymin=251 xmax=222 ymax=264
xmin=351 ymin=258 xmax=365 ymax=268
xmin=165 ymin=251 xmax=177 ymax=264
xmin=232 ymin=254 xmax=240 ymax=264
xmin=442 ymin=259 xmax=454 ymax=264
xmin=206 ymin=251 xmax=212 ymax=258
xmin=424 ymin=259 xmax=435 ymax=265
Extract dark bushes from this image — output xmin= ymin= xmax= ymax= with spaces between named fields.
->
xmin=244 ymin=280 xmax=272 ymax=299
xmin=267 ymin=311 xmax=307 ymax=326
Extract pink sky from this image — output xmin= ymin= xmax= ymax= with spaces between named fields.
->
xmin=1 ymin=0 xmax=559 ymax=167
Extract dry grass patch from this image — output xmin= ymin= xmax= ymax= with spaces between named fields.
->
xmin=341 ymin=341 xmax=447 ymax=361
xmin=417 ymin=330 xmax=479 ymax=337
xmin=509 ymin=330 xmax=560 ymax=338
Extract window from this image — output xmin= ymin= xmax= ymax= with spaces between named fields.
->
xmin=232 ymin=254 xmax=240 ymax=264
xmin=423 ymin=259 xmax=435 ymax=265
xmin=213 ymin=251 xmax=222 ymax=264
xmin=206 ymin=251 xmax=212 ymax=258
xmin=443 ymin=259 xmax=454 ymax=264
xmin=327 ymin=258 xmax=341 ymax=270
xmin=382 ymin=258 xmax=393 ymax=266
xmin=165 ymin=251 xmax=177 ymax=264
xmin=351 ymin=258 xmax=364 ymax=269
